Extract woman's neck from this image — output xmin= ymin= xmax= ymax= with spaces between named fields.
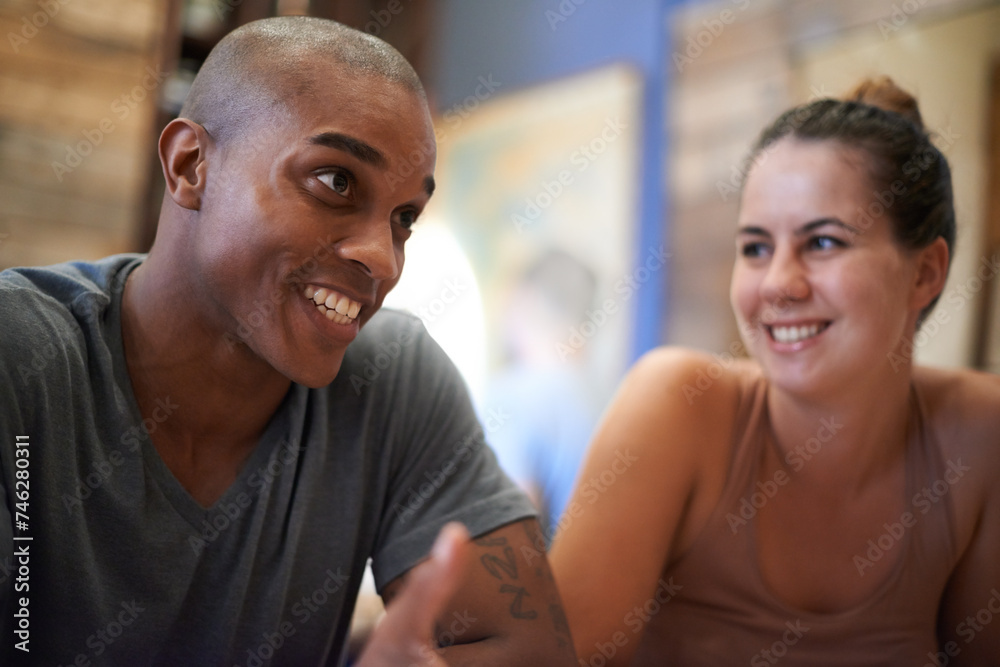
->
xmin=765 ymin=369 xmax=913 ymax=493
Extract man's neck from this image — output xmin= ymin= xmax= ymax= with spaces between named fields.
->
xmin=120 ymin=255 xmax=292 ymax=450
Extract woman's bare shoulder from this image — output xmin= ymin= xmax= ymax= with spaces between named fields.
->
xmin=626 ymin=345 xmax=761 ymax=413
xmin=912 ymin=365 xmax=1000 ymax=474
xmin=914 ymin=366 xmax=1000 ymax=435
xmin=612 ymin=346 xmax=758 ymax=475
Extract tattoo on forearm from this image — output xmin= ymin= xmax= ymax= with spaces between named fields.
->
xmin=501 ymin=584 xmax=538 ymax=620
xmin=549 ymin=603 xmax=572 ymax=649
xmin=481 ymin=546 xmax=518 ymax=580
xmin=521 ymin=519 xmax=545 ymax=546
xmin=476 ymin=534 xmax=544 ymax=621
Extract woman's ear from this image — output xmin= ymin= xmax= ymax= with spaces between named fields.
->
xmin=158 ymin=118 xmax=212 ymax=211
xmin=911 ymin=236 xmax=950 ymax=312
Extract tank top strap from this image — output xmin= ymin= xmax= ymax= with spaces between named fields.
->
xmin=905 ymin=381 xmax=960 ymax=567
xmin=719 ymin=372 xmax=770 ymax=504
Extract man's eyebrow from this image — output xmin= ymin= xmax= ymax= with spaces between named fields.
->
xmin=308 ymin=132 xmax=387 ymax=168
xmin=423 ymin=176 xmax=436 ymax=197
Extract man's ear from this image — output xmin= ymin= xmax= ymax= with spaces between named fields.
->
xmin=911 ymin=236 xmax=950 ymax=312
xmin=158 ymin=118 xmax=212 ymax=211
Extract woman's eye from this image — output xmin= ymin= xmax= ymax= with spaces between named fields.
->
xmin=318 ymin=170 xmax=352 ymax=196
xmin=809 ymin=235 xmax=844 ymax=251
xmin=740 ymin=242 xmax=769 ymax=258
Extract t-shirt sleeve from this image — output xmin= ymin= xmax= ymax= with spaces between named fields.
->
xmin=367 ymin=316 xmax=536 ymax=592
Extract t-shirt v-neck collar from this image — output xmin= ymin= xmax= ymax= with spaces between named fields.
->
xmin=105 ymin=256 xmax=304 ymax=528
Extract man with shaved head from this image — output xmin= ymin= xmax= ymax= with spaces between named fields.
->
xmin=0 ymin=17 xmax=576 ymax=666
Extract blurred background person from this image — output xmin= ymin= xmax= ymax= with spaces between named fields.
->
xmin=482 ymin=249 xmax=601 ymax=540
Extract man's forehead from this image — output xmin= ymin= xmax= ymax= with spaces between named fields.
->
xmin=228 ymin=62 xmax=434 ymax=166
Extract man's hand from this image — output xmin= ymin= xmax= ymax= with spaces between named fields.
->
xmin=357 ymin=523 xmax=470 ymax=666
xmin=376 ymin=518 xmax=577 ymax=666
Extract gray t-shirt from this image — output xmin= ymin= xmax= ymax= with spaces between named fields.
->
xmin=0 ymin=254 xmax=534 ymax=666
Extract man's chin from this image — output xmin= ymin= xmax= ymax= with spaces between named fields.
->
xmin=281 ymin=357 xmax=345 ymax=389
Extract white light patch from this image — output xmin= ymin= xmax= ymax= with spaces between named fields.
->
xmin=383 ymin=218 xmax=488 ymax=405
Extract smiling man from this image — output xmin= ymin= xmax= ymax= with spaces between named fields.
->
xmin=0 ymin=17 xmax=575 ymax=666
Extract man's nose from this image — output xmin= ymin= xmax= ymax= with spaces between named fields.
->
xmin=337 ymin=216 xmax=400 ymax=281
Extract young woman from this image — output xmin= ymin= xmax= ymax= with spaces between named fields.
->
xmin=551 ymin=78 xmax=1000 ymax=665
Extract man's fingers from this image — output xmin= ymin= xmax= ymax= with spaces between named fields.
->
xmin=392 ymin=522 xmax=470 ymax=630
xmin=357 ymin=523 xmax=470 ymax=666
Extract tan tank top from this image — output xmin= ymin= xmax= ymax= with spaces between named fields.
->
xmin=630 ymin=374 xmax=960 ymax=665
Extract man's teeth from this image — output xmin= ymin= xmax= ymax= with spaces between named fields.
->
xmin=771 ymin=323 xmax=824 ymax=344
xmin=302 ymin=285 xmax=362 ymax=323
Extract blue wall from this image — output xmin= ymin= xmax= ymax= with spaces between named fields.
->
xmin=431 ymin=0 xmax=679 ymax=362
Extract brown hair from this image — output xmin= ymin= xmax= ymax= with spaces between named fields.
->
xmin=744 ymin=76 xmax=954 ymax=320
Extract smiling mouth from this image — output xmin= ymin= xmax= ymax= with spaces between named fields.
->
xmin=303 ymin=285 xmax=362 ymax=325
xmin=767 ymin=322 xmax=830 ymax=344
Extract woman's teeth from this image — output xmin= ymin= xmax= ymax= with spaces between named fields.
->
xmin=770 ymin=323 xmax=826 ymax=344
xmin=303 ymin=285 xmax=361 ymax=324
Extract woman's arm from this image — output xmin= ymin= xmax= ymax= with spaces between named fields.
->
xmin=932 ymin=369 xmax=1000 ymax=665
xmin=550 ymin=347 xmax=740 ymax=666
xmin=939 ymin=483 xmax=1000 ymax=665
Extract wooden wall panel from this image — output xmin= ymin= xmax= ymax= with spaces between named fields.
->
xmin=665 ymin=0 xmax=791 ymax=353
xmin=0 ymin=0 xmax=167 ymax=269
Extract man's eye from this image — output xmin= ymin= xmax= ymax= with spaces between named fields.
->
xmin=318 ymin=170 xmax=352 ymax=196
xmin=398 ymin=210 xmax=418 ymax=230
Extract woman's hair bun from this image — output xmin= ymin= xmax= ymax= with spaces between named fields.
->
xmin=845 ymin=76 xmax=924 ymax=129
